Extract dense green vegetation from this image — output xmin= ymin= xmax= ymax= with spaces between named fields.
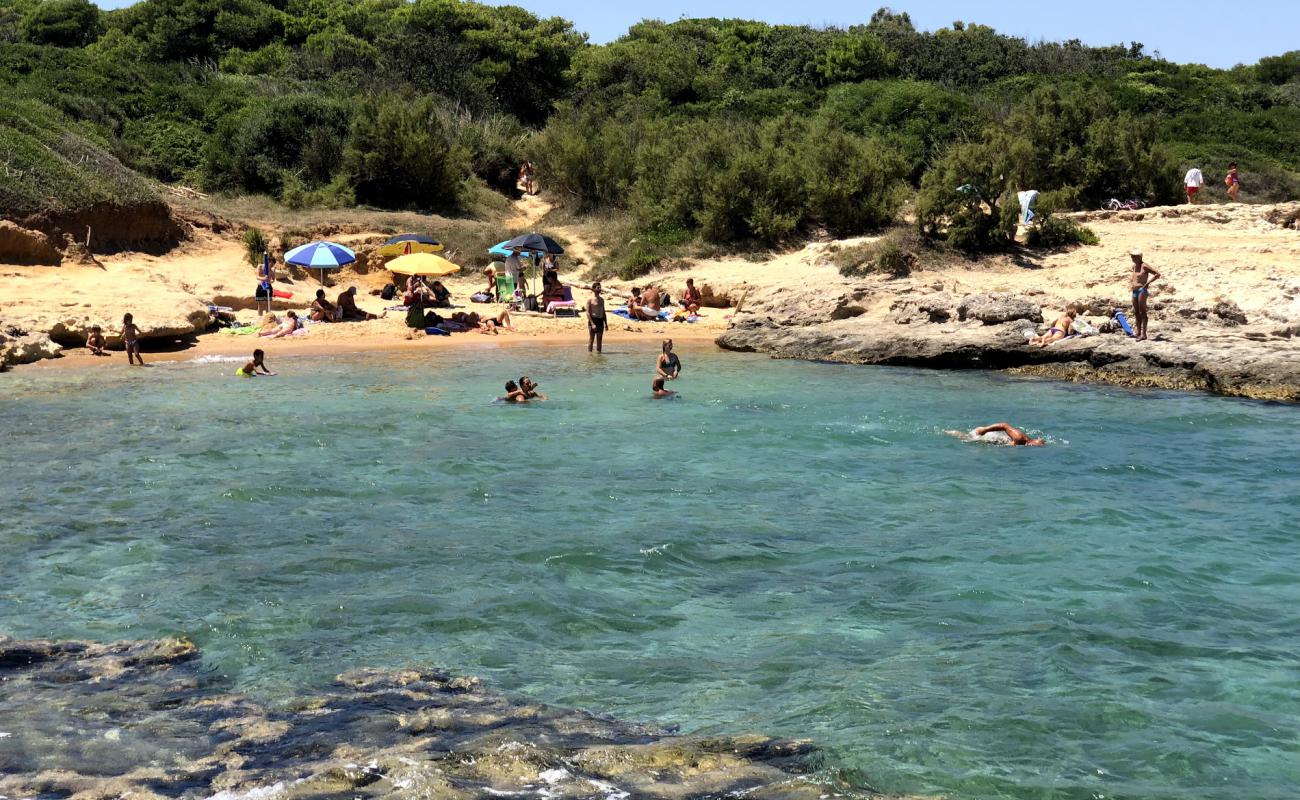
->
xmin=1 ymin=0 xmax=1298 ymax=256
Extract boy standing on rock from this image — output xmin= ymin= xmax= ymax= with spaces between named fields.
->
xmin=1128 ymin=250 xmax=1162 ymax=341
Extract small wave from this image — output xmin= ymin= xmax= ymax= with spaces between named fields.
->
xmin=190 ymin=355 xmax=245 ymax=364
xmin=640 ymin=543 xmax=672 ymax=556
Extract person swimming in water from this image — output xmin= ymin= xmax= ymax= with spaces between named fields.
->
xmin=499 ymin=380 xmax=528 ymax=403
xmin=656 ymin=339 xmax=681 ymax=381
xmin=947 ymin=423 xmax=1045 ymax=446
xmin=518 ymin=376 xmax=547 ymax=401
xmin=651 ymin=376 xmax=676 ymax=399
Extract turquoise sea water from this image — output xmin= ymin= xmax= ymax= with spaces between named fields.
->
xmin=2 ymin=343 xmax=1298 ymax=799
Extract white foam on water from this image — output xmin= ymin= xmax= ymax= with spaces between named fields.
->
xmin=639 ymin=543 xmax=671 ymax=556
xmin=189 ymin=355 xmax=245 ymax=364
xmin=203 ymin=781 xmax=287 ymax=800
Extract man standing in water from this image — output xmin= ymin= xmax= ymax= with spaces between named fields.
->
xmin=1128 ymin=249 xmax=1162 ymax=341
xmin=586 ymin=282 xmax=607 ymax=353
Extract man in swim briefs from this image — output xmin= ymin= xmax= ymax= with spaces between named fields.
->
xmin=947 ymin=423 xmax=1044 ymax=446
xmin=1128 ymin=249 xmax=1161 ymax=341
xmin=587 ymin=282 xmax=607 ymax=352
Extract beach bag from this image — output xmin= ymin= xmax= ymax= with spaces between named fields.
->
xmin=524 ymin=295 xmax=539 ymax=312
xmin=381 ymin=283 xmax=396 ymax=301
xmin=405 ymin=303 xmax=427 ymax=329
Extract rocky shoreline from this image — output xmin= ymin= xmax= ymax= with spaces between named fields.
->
xmin=0 ymin=635 xmax=922 ymax=800
xmin=716 ymin=287 xmax=1300 ymax=403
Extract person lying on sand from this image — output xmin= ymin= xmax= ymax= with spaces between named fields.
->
xmin=86 ymin=325 xmax=107 ymax=356
xmin=259 ymin=310 xmax=300 ymax=339
xmin=1029 ymin=306 xmax=1077 ymax=347
xmin=236 ymin=349 xmax=275 ymax=377
xmin=519 ymin=376 xmax=547 ymax=401
xmin=450 ymin=310 xmax=514 ymax=334
xmin=651 ymin=377 xmax=676 ymax=399
xmin=311 ymin=289 xmax=340 ymax=322
xmin=947 ymin=423 xmax=1045 ymax=446
xmin=337 ymin=287 xmax=378 ymax=321
xmin=500 ymin=380 xmax=528 ymax=403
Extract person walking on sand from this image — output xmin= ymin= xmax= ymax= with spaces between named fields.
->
xmin=1225 ymin=162 xmax=1240 ymax=202
xmin=656 ymin=339 xmax=681 ymax=381
xmin=1184 ymin=167 xmax=1205 ymax=204
xmin=587 ymin=281 xmax=607 ymax=353
xmin=235 ymin=349 xmax=275 ymax=377
xmin=1128 ymin=249 xmax=1162 ymax=341
xmin=122 ymin=313 xmax=144 ymax=365
xmin=519 ymin=161 xmax=535 ymax=195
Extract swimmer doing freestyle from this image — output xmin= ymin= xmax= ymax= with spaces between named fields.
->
xmin=946 ymin=422 xmax=1045 ymax=447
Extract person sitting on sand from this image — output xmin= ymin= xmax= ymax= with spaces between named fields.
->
xmin=500 ymin=380 xmax=527 ymax=403
xmin=541 ymin=270 xmax=565 ymax=306
xmin=651 ymin=376 xmax=676 ymax=399
xmin=656 ymin=338 xmax=681 ymax=381
xmin=1028 ymin=306 xmax=1077 ymax=347
xmin=681 ymin=278 xmax=702 ymax=315
xmin=235 ymin=348 xmax=276 ymax=377
xmin=86 ymin=325 xmax=107 ymax=356
xmin=311 ymin=289 xmax=340 ymax=322
xmin=644 ymin=285 xmax=662 ymax=311
xmin=404 ymin=275 xmax=437 ymax=306
xmin=429 ymin=281 xmax=452 ymax=308
xmin=260 ymin=310 xmax=300 ymax=338
xmin=628 ymin=288 xmax=657 ymax=321
xmin=337 ymin=287 xmax=378 ymax=321
xmin=1128 ymin=250 xmax=1161 ymax=341
xmin=122 ymin=313 xmax=143 ymax=365
xmin=947 ymin=423 xmax=1045 ymax=446
xmin=518 ymin=376 xmax=547 ymax=401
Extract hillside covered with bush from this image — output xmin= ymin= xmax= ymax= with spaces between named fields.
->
xmin=1 ymin=0 xmax=1298 ymax=256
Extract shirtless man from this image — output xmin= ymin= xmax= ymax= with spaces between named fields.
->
xmin=337 ymin=287 xmax=377 ymax=320
xmin=587 ymin=281 xmax=607 ymax=353
xmin=311 ymin=289 xmax=340 ymax=322
xmin=643 ymin=285 xmax=662 ymax=311
xmin=947 ymin=423 xmax=1045 ymax=447
xmin=628 ymin=287 xmax=657 ymax=321
xmin=1128 ymin=249 xmax=1161 ymax=341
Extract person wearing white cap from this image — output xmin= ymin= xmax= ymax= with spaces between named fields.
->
xmin=1128 ymin=249 xmax=1161 ymax=341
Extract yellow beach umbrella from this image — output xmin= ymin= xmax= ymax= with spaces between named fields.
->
xmin=376 ymin=240 xmax=444 ymax=257
xmin=388 ymin=252 xmax=462 ymax=277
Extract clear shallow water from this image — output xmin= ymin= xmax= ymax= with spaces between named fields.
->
xmin=2 ymin=344 xmax=1298 ymax=800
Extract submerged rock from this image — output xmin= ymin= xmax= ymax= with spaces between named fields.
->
xmin=0 ymin=635 xmax=915 ymax=800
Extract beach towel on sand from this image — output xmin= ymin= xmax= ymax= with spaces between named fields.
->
xmin=612 ymin=307 xmax=671 ymax=321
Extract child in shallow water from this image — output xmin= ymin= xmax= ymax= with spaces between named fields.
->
xmin=651 ymin=377 xmax=676 ymax=399
xmin=122 ymin=313 xmax=143 ymax=365
xmin=235 ymin=349 xmax=275 ymax=378
xmin=500 ymin=380 xmax=527 ymax=403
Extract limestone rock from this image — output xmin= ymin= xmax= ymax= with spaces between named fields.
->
xmin=956 ymin=293 xmax=1043 ymax=325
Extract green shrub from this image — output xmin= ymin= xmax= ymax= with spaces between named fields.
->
xmin=243 ymin=227 xmax=267 ymax=266
xmin=342 ymin=93 xmax=469 ymax=212
xmin=20 ymin=0 xmax=101 ymax=47
xmin=1026 ymin=216 xmax=1099 ymax=248
xmin=834 ymin=230 xmax=916 ymax=277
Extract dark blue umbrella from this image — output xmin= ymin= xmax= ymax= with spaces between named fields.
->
xmin=504 ymin=232 xmax=564 ymax=255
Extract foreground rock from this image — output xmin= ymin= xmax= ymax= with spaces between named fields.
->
xmin=717 ymin=282 xmax=1300 ymax=402
xmin=0 ymin=322 xmax=62 ymax=368
xmin=0 ymin=635 xmax=921 ymax=800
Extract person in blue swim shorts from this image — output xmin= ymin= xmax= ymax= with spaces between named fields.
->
xmin=1128 ymin=249 xmax=1162 ymax=341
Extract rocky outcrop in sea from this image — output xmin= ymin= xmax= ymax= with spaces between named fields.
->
xmin=717 ymin=285 xmax=1300 ymax=402
xmin=0 ymin=635 xmax=924 ymax=800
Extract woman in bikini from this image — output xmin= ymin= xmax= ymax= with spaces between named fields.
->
xmin=1225 ymin=162 xmax=1240 ymax=202
xmin=656 ymin=339 xmax=681 ymax=381
xmin=1028 ymin=306 xmax=1077 ymax=347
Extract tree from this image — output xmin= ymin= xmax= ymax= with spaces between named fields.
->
xmin=342 ymin=93 xmax=469 ymax=212
xmin=21 ymin=0 xmax=102 ymax=47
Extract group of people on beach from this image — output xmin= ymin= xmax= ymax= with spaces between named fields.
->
xmin=1183 ymin=164 xmax=1240 ymax=204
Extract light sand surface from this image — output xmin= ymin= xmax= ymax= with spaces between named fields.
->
xmin=4 ymin=196 xmax=1299 ymax=374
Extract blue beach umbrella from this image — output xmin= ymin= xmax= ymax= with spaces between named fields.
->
xmin=488 ymin=240 xmax=514 ymax=257
xmin=284 ymin=240 xmax=356 ymax=284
